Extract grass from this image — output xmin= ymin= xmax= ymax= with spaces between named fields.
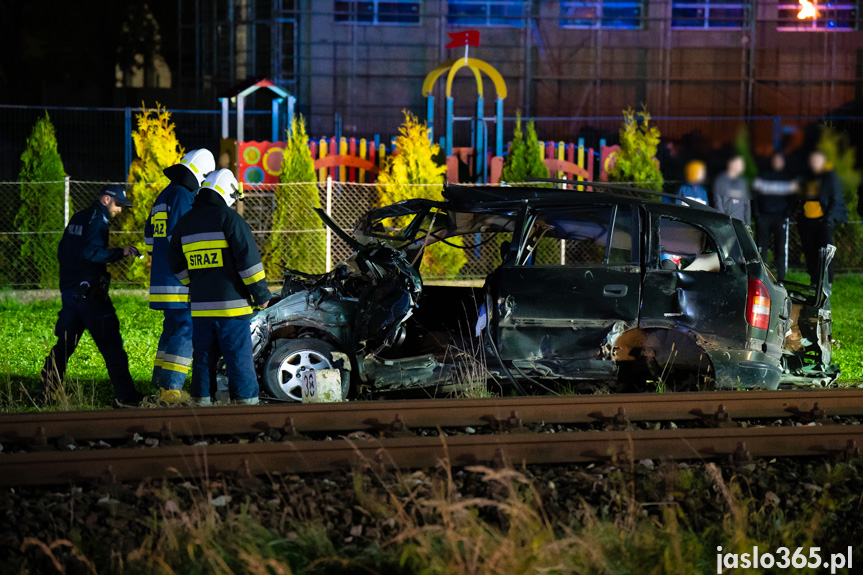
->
xmin=1 ymin=273 xmax=861 ymax=410
xmin=0 ymin=290 xmax=162 ymax=410
xmin=8 ymin=457 xmax=863 ymax=574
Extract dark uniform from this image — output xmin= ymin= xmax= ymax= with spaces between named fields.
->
xmin=753 ymin=169 xmax=796 ymax=282
xmin=799 ymin=170 xmax=848 ymax=283
xmin=143 ymin=164 xmax=198 ymax=390
xmin=40 ymin=193 xmax=142 ymax=405
xmin=168 ymin=186 xmax=271 ymax=401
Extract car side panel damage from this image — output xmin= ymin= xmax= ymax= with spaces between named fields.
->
xmin=247 ymin=185 xmax=839 ymax=400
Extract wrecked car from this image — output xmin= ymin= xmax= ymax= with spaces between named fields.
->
xmin=250 ymin=184 xmax=838 ymax=401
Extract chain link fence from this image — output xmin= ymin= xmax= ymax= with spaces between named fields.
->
xmin=1 ymin=179 xmax=861 ymax=288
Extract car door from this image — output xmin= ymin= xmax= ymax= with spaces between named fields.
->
xmin=639 ymin=209 xmax=749 ymax=349
xmin=490 ymin=203 xmax=641 ymax=378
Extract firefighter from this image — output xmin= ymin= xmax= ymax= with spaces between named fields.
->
xmin=40 ymin=185 xmax=144 ymax=407
xmin=144 ymin=149 xmax=215 ymax=404
xmin=168 ymin=169 xmax=272 ymax=405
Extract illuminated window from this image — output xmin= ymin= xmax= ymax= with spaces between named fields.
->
xmin=671 ymin=0 xmax=750 ymax=28
xmin=447 ymin=0 xmax=526 ymax=27
xmin=334 ymin=0 xmax=421 ymax=24
xmin=560 ymin=0 xmax=644 ymax=29
xmin=777 ymin=1 xmax=858 ymax=30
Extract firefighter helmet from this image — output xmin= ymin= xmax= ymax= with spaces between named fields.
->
xmin=177 ymin=149 xmax=216 ymax=186
xmin=202 ymin=169 xmax=241 ymax=208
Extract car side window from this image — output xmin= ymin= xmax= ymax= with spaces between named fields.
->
xmin=519 ymin=205 xmax=635 ymax=267
xmin=657 ymin=218 xmax=721 ymax=272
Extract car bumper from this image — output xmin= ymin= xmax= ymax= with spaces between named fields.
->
xmin=711 ymin=349 xmax=782 ymax=390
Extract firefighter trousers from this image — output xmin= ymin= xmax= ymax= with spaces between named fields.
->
xmin=152 ymin=308 xmax=193 ymax=390
xmin=190 ymin=316 xmax=258 ymax=401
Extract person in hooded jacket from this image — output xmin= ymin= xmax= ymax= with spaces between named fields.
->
xmin=752 ymin=153 xmax=797 ymax=282
xmin=144 ymin=149 xmax=215 ymax=404
xmin=798 ymin=150 xmax=848 ymax=284
xmin=712 ymin=154 xmax=752 ymax=225
xmin=168 ymin=169 xmax=273 ymax=405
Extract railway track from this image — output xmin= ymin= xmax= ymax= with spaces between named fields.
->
xmin=2 ymin=389 xmax=862 ymax=487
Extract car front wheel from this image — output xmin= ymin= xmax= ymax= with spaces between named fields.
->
xmin=263 ymin=338 xmax=350 ymax=402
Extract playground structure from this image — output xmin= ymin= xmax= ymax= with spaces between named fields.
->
xmin=220 ymin=78 xmax=383 ymax=185
xmin=218 ymin=69 xmax=618 ymax=186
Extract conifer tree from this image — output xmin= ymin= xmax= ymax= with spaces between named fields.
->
xmin=501 ymin=111 xmax=550 ymax=184
xmin=15 ymin=112 xmax=67 ymax=288
xmin=125 ymin=103 xmax=184 ymax=282
xmin=607 ymin=106 xmax=664 ymax=192
xmin=734 ymin=126 xmax=758 ymax=184
xmin=263 ymin=115 xmax=325 ymax=277
xmin=378 ymin=111 xmax=465 ymax=277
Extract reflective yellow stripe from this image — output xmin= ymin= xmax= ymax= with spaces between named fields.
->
xmin=242 ymin=270 xmax=266 ymax=285
xmin=145 ymin=244 xmax=153 ymax=253
xmin=149 ymin=294 xmax=190 ymax=303
xmin=182 ymin=239 xmax=229 ymax=253
xmin=179 ymin=277 xmax=190 ymax=286
xmin=161 ymin=361 xmax=190 ymax=374
xmin=191 ymin=306 xmax=253 ymax=318
xmin=154 ymin=359 xmax=163 ymax=368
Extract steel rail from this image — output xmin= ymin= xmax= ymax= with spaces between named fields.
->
xmin=1 ymin=425 xmax=861 ymax=487
xmin=2 ymin=389 xmax=862 ymax=444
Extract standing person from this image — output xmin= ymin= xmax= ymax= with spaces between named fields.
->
xmin=168 ymin=169 xmax=272 ymax=405
xmin=798 ymin=150 xmax=848 ymax=284
xmin=752 ymin=153 xmax=797 ymax=282
xmin=664 ymin=160 xmax=709 ymax=206
xmin=712 ymin=154 xmax=752 ymax=225
xmin=40 ymin=185 xmax=144 ymax=407
xmin=144 ymin=149 xmax=215 ymax=404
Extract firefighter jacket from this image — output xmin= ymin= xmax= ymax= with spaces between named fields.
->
xmin=168 ymin=188 xmax=270 ymax=318
xmin=58 ymin=202 xmax=124 ymax=291
xmin=144 ymin=171 xmax=197 ymax=309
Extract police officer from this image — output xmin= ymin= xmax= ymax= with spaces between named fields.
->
xmin=168 ymin=169 xmax=272 ymax=405
xmin=144 ymin=149 xmax=215 ymax=404
xmin=40 ymin=185 xmax=144 ymax=407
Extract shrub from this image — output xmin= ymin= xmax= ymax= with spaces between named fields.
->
xmin=378 ymin=111 xmax=465 ymax=277
xmin=817 ymin=125 xmax=862 ymax=269
xmin=501 ymin=110 xmax=550 ymax=184
xmin=124 ymin=103 xmax=184 ymax=283
xmin=263 ymin=115 xmax=326 ymax=277
xmin=734 ymin=125 xmax=759 ymax=184
xmin=15 ymin=112 xmax=68 ymax=288
xmin=607 ymin=106 xmax=664 ymax=192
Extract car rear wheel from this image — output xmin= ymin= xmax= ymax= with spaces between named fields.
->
xmin=263 ymin=339 xmax=350 ymax=402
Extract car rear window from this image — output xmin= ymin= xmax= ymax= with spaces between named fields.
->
xmin=732 ymin=218 xmax=761 ymax=263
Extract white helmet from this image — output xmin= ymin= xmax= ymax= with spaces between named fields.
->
xmin=202 ymin=169 xmax=240 ymax=207
xmin=178 ymin=149 xmax=216 ymax=186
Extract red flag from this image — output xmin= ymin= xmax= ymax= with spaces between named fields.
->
xmin=445 ymin=30 xmax=480 ymax=49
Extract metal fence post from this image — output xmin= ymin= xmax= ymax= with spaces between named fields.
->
xmin=124 ymin=107 xmax=132 ymax=180
xmin=326 ymin=176 xmax=333 ymax=272
xmin=64 ymin=176 xmax=70 ymax=227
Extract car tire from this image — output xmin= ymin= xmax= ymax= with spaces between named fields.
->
xmin=263 ymin=338 xmax=350 ymax=402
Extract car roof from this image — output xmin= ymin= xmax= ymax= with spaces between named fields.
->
xmin=442 ymin=184 xmax=719 ymax=218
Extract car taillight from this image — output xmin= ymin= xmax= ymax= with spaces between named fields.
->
xmin=746 ymin=278 xmax=771 ymax=330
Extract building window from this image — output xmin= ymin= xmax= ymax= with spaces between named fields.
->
xmin=560 ymin=0 xmax=644 ymax=29
xmin=671 ymin=0 xmax=750 ymax=29
xmin=334 ymin=0 xmax=421 ymax=24
xmin=777 ymin=2 xmax=858 ymax=30
xmin=447 ymin=0 xmax=526 ymax=27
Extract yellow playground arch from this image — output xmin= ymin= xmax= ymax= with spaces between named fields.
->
xmin=422 ymin=58 xmax=507 ymax=181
